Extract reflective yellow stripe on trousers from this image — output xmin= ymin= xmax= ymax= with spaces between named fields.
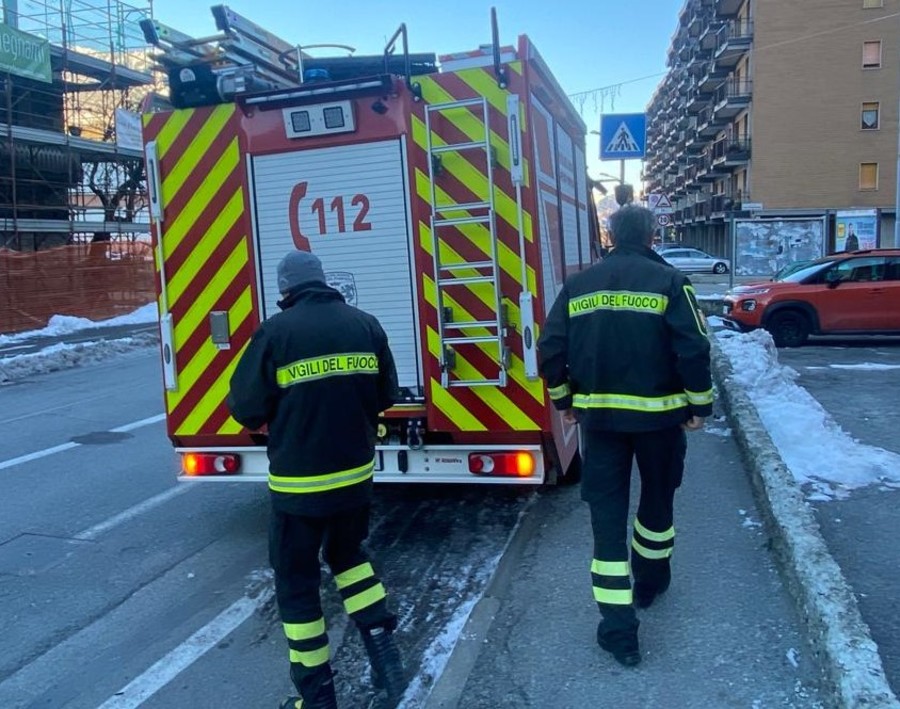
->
xmin=269 ymin=459 xmax=375 ymax=494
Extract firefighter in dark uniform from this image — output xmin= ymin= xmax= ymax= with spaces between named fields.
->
xmin=538 ymin=205 xmax=713 ymax=668
xmin=228 ymin=250 xmax=406 ymax=709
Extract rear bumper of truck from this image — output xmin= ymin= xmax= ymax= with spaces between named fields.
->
xmin=175 ymin=443 xmax=546 ymax=485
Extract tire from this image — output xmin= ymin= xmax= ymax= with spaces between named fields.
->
xmin=767 ymin=310 xmax=811 ymax=347
xmin=712 ymin=262 xmax=728 ymax=275
xmin=559 ymin=451 xmax=582 ymax=485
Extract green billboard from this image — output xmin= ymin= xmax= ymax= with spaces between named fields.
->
xmin=0 ymin=23 xmax=51 ymax=83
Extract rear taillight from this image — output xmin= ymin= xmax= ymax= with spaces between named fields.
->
xmin=182 ymin=453 xmax=241 ymax=476
xmin=468 ymin=452 xmax=535 ymax=477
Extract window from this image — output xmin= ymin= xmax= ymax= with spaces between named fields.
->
xmin=863 ymin=41 xmax=882 ymax=68
xmin=885 ymin=258 xmax=900 ymax=281
xmin=859 ymin=163 xmax=879 ymax=190
xmin=861 ymin=102 xmax=880 ymax=129
xmin=830 ymin=257 xmax=886 ymax=283
xmin=863 ymin=0 xmax=884 ymax=8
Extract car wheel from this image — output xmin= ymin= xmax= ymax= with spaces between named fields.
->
xmin=767 ymin=310 xmax=811 ymax=347
xmin=712 ymin=262 xmax=728 ymax=274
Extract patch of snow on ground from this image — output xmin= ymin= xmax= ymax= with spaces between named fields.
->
xmin=829 ymin=363 xmax=900 ymax=372
xmin=717 ymin=329 xmax=900 ymax=497
xmin=706 ymin=315 xmax=726 ymax=328
xmin=398 ymin=594 xmax=480 ymax=708
xmin=0 ymin=303 xmax=157 ymax=345
xmin=696 ymin=293 xmax=725 ymax=301
xmin=786 ymin=648 xmax=799 ymax=669
xmin=0 ymin=335 xmax=158 ymax=384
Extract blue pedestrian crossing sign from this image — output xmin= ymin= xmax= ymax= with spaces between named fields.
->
xmin=600 ymin=113 xmax=647 ymax=160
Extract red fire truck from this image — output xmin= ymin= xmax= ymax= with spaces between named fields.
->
xmin=141 ymin=6 xmax=600 ymax=485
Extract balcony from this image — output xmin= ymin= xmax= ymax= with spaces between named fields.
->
xmin=697 ymin=18 xmax=724 ymax=51
xmin=715 ymin=20 xmax=753 ymax=67
xmin=686 ymin=87 xmax=709 ymax=115
xmin=711 ymin=191 xmax=752 ymax=216
xmin=724 ymin=137 xmax=751 ymax=165
xmin=697 ymin=60 xmax=729 ymax=94
xmin=713 ymin=78 xmax=753 ymax=119
xmin=695 ymin=199 xmax=712 ymax=223
xmin=715 ymin=0 xmax=746 ymax=18
xmin=688 ymin=47 xmax=713 ymax=75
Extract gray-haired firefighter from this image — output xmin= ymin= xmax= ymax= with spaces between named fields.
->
xmin=227 ymin=250 xmax=406 ymax=708
xmin=537 ymin=204 xmax=713 ymax=667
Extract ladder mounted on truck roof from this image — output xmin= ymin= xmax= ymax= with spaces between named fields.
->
xmin=141 ymin=5 xmax=440 ymax=109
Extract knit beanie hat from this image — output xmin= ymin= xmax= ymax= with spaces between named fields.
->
xmin=277 ymin=250 xmax=326 ymax=293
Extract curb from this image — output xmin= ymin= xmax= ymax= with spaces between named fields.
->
xmin=424 ymin=491 xmax=545 ymax=708
xmin=710 ymin=337 xmax=899 ymax=708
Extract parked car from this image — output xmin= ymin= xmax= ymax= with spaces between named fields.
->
xmin=771 ymin=259 xmax=813 ymax=281
xmin=661 ymin=248 xmax=730 ymax=274
xmin=722 ymin=249 xmax=900 ymax=347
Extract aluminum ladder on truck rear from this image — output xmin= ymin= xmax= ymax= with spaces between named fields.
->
xmin=425 ymin=97 xmax=508 ymax=389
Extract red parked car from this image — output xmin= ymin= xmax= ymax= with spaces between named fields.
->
xmin=722 ymin=249 xmax=900 ymax=347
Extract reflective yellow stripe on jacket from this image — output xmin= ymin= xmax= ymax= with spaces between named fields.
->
xmin=573 ymin=392 xmax=688 ymax=412
xmin=269 ymin=459 xmax=375 ymax=494
xmin=568 ymin=290 xmax=669 ymax=318
xmin=548 ymin=382 xmax=571 ymax=401
xmin=685 ymin=388 xmax=714 ymax=406
xmin=276 ymin=352 xmax=379 ymax=388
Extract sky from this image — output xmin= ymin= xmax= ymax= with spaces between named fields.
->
xmin=149 ymin=0 xmax=684 ymax=187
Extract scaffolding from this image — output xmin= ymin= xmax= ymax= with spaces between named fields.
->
xmin=0 ymin=0 xmax=156 ymax=251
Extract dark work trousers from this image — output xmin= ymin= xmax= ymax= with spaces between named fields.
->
xmin=269 ymin=504 xmax=395 ymax=696
xmin=582 ymin=426 xmax=687 ymax=636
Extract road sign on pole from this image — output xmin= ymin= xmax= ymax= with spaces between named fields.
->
xmin=648 ymin=193 xmax=674 ymax=214
xmin=600 ymin=113 xmax=647 ymax=161
xmin=657 ymin=214 xmax=672 ymax=227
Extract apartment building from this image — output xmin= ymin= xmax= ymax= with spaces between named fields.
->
xmin=645 ymin=0 xmax=899 ymax=256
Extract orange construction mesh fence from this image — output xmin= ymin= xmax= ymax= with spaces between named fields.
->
xmin=0 ymin=243 xmax=157 ymax=335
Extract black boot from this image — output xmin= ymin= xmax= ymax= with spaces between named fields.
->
xmin=597 ymin=623 xmax=641 ymax=667
xmin=361 ymin=625 xmax=407 ymax=704
xmin=284 ymin=665 xmax=338 ymax=709
xmin=634 ymin=569 xmax=671 ymax=609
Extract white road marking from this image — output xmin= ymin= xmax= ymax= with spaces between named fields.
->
xmin=96 ymin=589 xmax=273 ymax=709
xmin=111 ymin=413 xmax=166 ymax=433
xmin=0 ymin=442 xmax=80 ymax=471
xmin=74 ymin=484 xmax=192 ymax=541
xmin=0 ymin=413 xmax=165 ymax=471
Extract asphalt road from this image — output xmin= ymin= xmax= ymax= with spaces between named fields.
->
xmin=778 ymin=338 xmax=900 ymax=696
xmin=0 ymin=350 xmax=530 ymax=708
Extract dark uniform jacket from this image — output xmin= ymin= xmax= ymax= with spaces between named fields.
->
xmin=227 ymin=284 xmax=398 ymax=516
xmin=537 ymin=243 xmax=713 ymax=432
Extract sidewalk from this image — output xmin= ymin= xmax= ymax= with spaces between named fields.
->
xmin=426 ymin=430 xmax=827 ymax=708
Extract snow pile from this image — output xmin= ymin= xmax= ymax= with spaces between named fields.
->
xmin=0 ymin=303 xmax=158 ymax=346
xmin=696 ymin=292 xmax=726 ymax=301
xmin=0 ymin=304 xmax=159 ymax=383
xmin=717 ymin=329 xmax=900 ymax=498
xmin=0 ymin=334 xmax=158 ymax=384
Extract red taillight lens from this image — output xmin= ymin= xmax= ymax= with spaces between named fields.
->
xmin=182 ymin=453 xmax=241 ymax=476
xmin=468 ymin=452 xmax=535 ymax=477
